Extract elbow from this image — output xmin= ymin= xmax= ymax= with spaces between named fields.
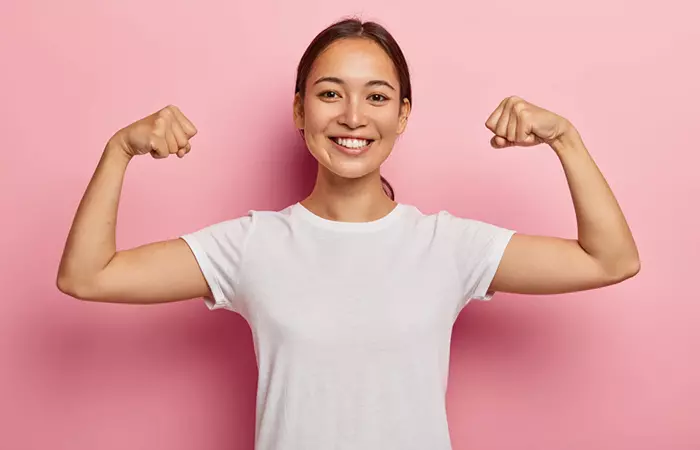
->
xmin=628 ymin=258 xmax=641 ymax=278
xmin=622 ymin=252 xmax=641 ymax=279
xmin=56 ymin=273 xmax=92 ymax=300
xmin=608 ymin=257 xmax=641 ymax=284
xmin=56 ymin=273 xmax=78 ymax=299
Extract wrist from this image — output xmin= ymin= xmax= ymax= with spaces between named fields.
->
xmin=549 ymin=121 xmax=583 ymax=155
xmin=104 ymin=134 xmax=133 ymax=166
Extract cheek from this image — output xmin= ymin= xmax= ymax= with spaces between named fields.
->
xmin=374 ymin=108 xmax=401 ymax=136
xmin=303 ymin=99 xmax=333 ymax=132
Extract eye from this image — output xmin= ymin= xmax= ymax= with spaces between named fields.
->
xmin=319 ymin=90 xmax=340 ymax=99
xmin=369 ymin=93 xmax=389 ymax=103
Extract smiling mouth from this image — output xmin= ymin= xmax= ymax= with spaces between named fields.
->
xmin=330 ymin=136 xmax=375 ymax=150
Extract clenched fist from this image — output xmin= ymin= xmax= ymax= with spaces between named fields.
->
xmin=110 ymin=105 xmax=198 ymax=159
xmin=485 ymin=96 xmax=572 ymax=150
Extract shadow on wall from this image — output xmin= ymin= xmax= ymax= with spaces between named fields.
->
xmin=12 ymin=100 xmax=317 ymax=448
xmin=218 ymin=88 xmax=319 ymax=214
xmin=23 ymin=298 xmax=259 ymax=448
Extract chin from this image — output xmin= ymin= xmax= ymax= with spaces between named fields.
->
xmin=321 ymin=162 xmax=377 ymax=180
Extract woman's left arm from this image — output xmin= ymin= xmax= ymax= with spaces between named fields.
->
xmin=485 ymin=96 xmax=640 ymax=295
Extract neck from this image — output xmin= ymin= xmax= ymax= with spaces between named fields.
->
xmin=300 ymin=167 xmax=396 ymax=223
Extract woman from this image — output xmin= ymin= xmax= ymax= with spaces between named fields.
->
xmin=57 ymin=17 xmax=640 ymax=450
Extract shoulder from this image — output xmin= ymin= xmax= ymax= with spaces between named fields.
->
xmin=400 ymin=203 xmax=495 ymax=229
xmin=399 ymin=203 xmax=516 ymax=243
xmin=181 ymin=204 xmax=296 ymax=243
xmin=220 ymin=204 xmax=297 ymax=227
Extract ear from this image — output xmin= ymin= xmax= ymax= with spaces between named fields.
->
xmin=293 ymin=93 xmax=304 ymax=130
xmin=396 ymin=98 xmax=411 ymax=135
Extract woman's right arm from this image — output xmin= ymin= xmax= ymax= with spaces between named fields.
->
xmin=56 ymin=105 xmax=211 ymax=304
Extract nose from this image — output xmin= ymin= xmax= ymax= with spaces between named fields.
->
xmin=338 ymin=98 xmax=367 ymax=129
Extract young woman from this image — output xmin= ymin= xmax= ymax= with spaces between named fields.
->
xmin=57 ymin=18 xmax=640 ymax=450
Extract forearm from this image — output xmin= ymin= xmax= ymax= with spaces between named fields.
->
xmin=57 ymin=140 xmax=133 ymax=290
xmin=551 ymin=126 xmax=640 ymax=276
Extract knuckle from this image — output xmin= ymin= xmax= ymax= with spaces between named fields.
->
xmin=150 ymin=140 xmax=165 ymax=153
xmin=513 ymin=102 xmax=527 ymax=115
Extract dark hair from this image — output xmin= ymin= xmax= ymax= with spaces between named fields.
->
xmin=294 ymin=17 xmax=412 ymax=201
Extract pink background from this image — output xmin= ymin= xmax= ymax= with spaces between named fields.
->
xmin=1 ymin=0 xmax=698 ymax=449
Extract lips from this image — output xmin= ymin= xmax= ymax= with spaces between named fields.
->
xmin=330 ymin=136 xmax=374 ymax=148
xmin=329 ymin=136 xmax=374 ymax=156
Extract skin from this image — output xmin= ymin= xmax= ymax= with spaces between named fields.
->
xmin=56 ymin=36 xmax=640 ymax=305
xmin=293 ymin=38 xmax=410 ymax=223
xmin=484 ymin=97 xmax=640 ymax=294
xmin=293 ymin=38 xmax=641 ymax=294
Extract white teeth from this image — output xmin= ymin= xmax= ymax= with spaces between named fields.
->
xmin=334 ymin=138 xmax=370 ymax=149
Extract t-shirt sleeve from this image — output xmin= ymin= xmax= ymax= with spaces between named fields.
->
xmin=441 ymin=211 xmax=516 ymax=303
xmin=179 ymin=213 xmax=255 ymax=312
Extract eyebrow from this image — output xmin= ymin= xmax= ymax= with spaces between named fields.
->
xmin=313 ymin=76 xmax=396 ymax=91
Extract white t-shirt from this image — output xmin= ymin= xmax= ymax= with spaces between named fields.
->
xmin=181 ymin=202 xmax=516 ymax=450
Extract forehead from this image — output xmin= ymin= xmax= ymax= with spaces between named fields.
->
xmin=308 ymin=38 xmax=399 ymax=85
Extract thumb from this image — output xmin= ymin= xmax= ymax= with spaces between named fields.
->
xmin=490 ymin=135 xmax=512 ymax=148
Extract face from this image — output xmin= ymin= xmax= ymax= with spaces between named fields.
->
xmin=294 ymin=38 xmax=411 ymax=181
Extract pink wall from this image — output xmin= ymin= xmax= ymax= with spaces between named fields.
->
xmin=1 ymin=0 xmax=698 ymax=449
